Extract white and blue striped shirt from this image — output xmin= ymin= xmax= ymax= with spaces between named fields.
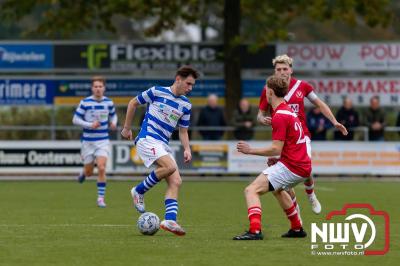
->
xmin=136 ymin=86 xmax=191 ymax=144
xmin=73 ymin=96 xmax=117 ymax=142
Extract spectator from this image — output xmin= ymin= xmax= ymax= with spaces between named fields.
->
xmin=396 ymin=111 xmax=400 ymax=137
xmin=307 ymin=107 xmax=332 ymax=140
xmin=231 ymin=98 xmax=257 ymax=140
xmin=197 ymin=94 xmax=226 ymax=140
xmin=365 ymin=96 xmax=385 ymax=141
xmin=334 ymin=97 xmax=359 ymax=141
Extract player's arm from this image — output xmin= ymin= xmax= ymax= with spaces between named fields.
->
xmin=109 ymin=102 xmax=118 ymax=130
xmin=310 ymin=96 xmax=348 ymax=136
xmin=257 ymin=109 xmax=272 ymax=126
xmin=121 ymin=97 xmax=140 ymax=140
xmin=179 ymin=127 xmax=192 ymax=163
xmin=72 ymin=102 xmax=99 ymax=129
xmin=237 ymin=140 xmax=284 ymax=157
xmin=257 ymin=87 xmax=272 ymax=125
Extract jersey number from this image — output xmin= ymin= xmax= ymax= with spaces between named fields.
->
xmin=150 ymin=147 xmax=156 ymax=155
xmin=294 ymin=122 xmax=311 ymax=158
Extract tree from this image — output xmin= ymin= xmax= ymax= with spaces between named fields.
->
xmin=0 ymin=0 xmax=394 ymax=118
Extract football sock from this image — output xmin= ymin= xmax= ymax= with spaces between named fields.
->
xmin=97 ymin=182 xmax=106 ymax=198
xmin=304 ymin=178 xmax=315 ymax=196
xmin=284 ymin=204 xmax=302 ymax=231
xmin=292 ymin=196 xmax=298 ymax=209
xmin=248 ymin=206 xmax=262 ymax=234
xmin=135 ymin=171 xmax=159 ymax=194
xmin=164 ymin=199 xmax=178 ymax=221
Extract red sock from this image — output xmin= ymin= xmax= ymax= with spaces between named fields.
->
xmin=248 ymin=206 xmax=262 ymax=233
xmin=284 ymin=205 xmax=302 ymax=231
xmin=292 ymin=197 xmax=298 ymax=208
xmin=304 ymin=178 xmax=314 ymax=195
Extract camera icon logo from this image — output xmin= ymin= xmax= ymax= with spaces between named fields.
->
xmin=311 ymin=203 xmax=390 ymax=256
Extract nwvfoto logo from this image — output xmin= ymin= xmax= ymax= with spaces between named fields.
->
xmin=311 ymin=204 xmax=390 ymax=256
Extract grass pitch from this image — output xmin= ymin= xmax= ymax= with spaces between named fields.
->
xmin=0 ymin=180 xmax=398 ymax=266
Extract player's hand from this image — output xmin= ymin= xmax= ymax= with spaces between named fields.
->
xmin=259 ymin=116 xmax=272 ymax=126
xmin=237 ymin=141 xmax=251 ymax=154
xmin=267 ymin=157 xmax=279 ymax=167
xmin=244 ymin=121 xmax=252 ymax=128
xmin=121 ymin=127 xmax=133 ymax=140
xmin=372 ymin=122 xmax=382 ymax=130
xmin=183 ymin=149 xmax=192 ymax=163
xmin=334 ymin=122 xmax=348 ymax=136
xmin=109 ymin=123 xmax=117 ymax=130
xmin=91 ymin=121 xmax=101 ymax=129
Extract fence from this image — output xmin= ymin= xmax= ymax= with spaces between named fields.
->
xmin=0 ymin=140 xmax=399 ymax=176
xmin=0 ymin=125 xmax=399 ymax=141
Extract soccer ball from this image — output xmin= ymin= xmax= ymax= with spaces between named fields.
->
xmin=137 ymin=212 xmax=160 ymax=235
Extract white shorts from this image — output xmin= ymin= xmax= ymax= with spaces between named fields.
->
xmin=81 ymin=140 xmax=110 ymax=164
xmin=136 ymin=137 xmax=175 ymax=168
xmin=262 ymin=162 xmax=304 ymax=191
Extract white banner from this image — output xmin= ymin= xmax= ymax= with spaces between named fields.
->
xmin=277 ymin=43 xmax=400 ymax=71
xmin=0 ymin=141 xmax=398 ymax=176
xmin=0 ymin=141 xmax=84 ymax=173
xmin=302 ymin=77 xmax=400 ymax=106
xmin=228 ymin=141 xmax=400 ymax=176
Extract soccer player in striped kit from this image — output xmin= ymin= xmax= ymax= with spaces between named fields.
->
xmin=121 ymin=66 xmax=199 ymax=236
xmin=73 ymin=76 xmax=117 ymax=208
xmin=258 ymin=54 xmax=348 ymax=216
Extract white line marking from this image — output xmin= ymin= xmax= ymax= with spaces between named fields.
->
xmin=0 ymin=224 xmax=132 ymax=227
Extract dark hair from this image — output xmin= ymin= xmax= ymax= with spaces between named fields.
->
xmin=92 ymin=76 xmax=106 ymax=85
xmin=266 ymin=75 xmax=288 ymax=98
xmin=176 ymin=65 xmax=199 ymax=79
xmin=370 ymin=95 xmax=380 ymax=102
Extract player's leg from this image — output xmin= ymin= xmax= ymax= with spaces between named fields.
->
xmin=303 ymin=136 xmax=321 ymax=214
xmin=77 ymin=169 xmax=86 ymax=183
xmin=78 ymin=142 xmax=95 ymax=183
xmin=131 ymin=144 xmax=176 ymax=214
xmin=286 ymin=188 xmax=302 ymax=224
xmin=95 ymin=156 xmax=107 ymax=208
xmin=133 ymin=154 xmax=176 ymax=199
xmin=304 ymin=176 xmax=321 ymax=214
xmin=79 ymin=162 xmax=94 ymax=183
xmin=262 ymin=161 xmax=306 ymax=237
xmin=160 ymin=168 xmax=186 ymax=236
xmin=273 ymin=190 xmax=306 ymax=238
xmin=93 ymin=142 xmax=110 ymax=208
xmin=233 ymin=173 xmax=270 ymax=240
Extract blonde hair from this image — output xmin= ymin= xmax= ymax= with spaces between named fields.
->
xmin=272 ymin=54 xmax=293 ymax=67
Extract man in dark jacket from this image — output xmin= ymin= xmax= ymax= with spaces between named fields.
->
xmin=197 ymin=94 xmax=226 ymax=140
xmin=231 ymin=98 xmax=257 ymax=140
xmin=307 ymin=107 xmax=332 ymax=140
xmin=365 ymin=96 xmax=385 ymax=141
xmin=334 ymin=97 xmax=359 ymax=140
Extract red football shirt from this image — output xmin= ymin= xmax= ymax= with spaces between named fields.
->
xmin=259 ymin=77 xmax=314 ymax=137
xmin=271 ymin=102 xmax=312 ymax=178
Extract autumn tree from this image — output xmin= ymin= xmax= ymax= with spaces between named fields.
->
xmin=0 ymin=0 xmax=394 ymax=118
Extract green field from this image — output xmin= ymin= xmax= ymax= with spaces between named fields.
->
xmin=0 ymin=180 xmax=399 ymax=266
